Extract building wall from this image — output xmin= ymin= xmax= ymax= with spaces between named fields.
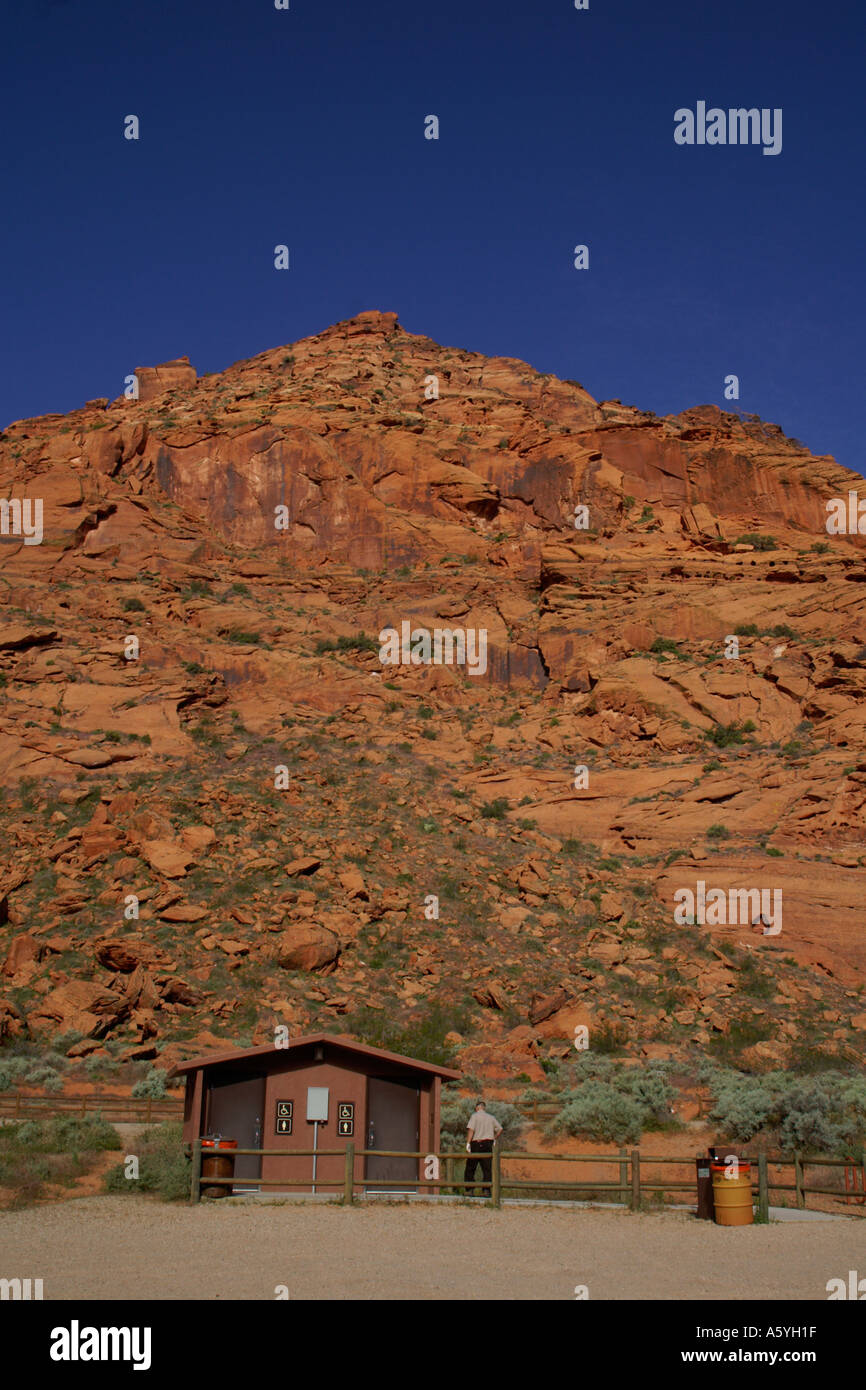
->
xmin=185 ymin=1050 xmax=439 ymax=1193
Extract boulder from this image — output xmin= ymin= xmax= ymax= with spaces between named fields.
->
xmin=1 ymin=933 xmax=42 ymax=979
xmin=274 ymin=924 xmax=340 ymax=972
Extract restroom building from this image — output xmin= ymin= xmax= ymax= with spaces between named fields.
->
xmin=172 ymin=1032 xmax=461 ymax=1194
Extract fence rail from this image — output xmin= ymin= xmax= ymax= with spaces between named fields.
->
xmin=188 ymin=1139 xmax=866 ymax=1216
xmin=0 ymin=1092 xmax=182 ymax=1123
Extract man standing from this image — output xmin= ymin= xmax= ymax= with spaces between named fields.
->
xmin=465 ymin=1101 xmax=503 ymax=1199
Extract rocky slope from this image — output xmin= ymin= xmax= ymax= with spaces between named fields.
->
xmin=1 ymin=310 xmax=865 ymax=1084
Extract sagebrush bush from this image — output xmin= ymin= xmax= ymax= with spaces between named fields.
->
xmin=706 ymin=1067 xmax=866 ymax=1155
xmin=22 ymin=1064 xmax=64 ymax=1092
xmin=131 ymin=1067 xmax=168 ymax=1100
xmin=547 ymin=1081 xmax=645 ymax=1145
xmin=103 ymin=1122 xmax=189 ymax=1201
xmin=6 ymin=1116 xmax=121 ymax=1155
xmin=708 ymin=1071 xmax=777 ymax=1141
xmin=620 ymin=1065 xmax=677 ymax=1127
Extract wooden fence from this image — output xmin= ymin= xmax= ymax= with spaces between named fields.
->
xmin=0 ymin=1092 xmax=549 ymax=1126
xmin=0 ymin=1092 xmax=182 ymax=1124
xmin=188 ymin=1140 xmax=866 ymax=1215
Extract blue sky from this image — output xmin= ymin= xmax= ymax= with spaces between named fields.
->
xmin=2 ymin=0 xmax=863 ymax=472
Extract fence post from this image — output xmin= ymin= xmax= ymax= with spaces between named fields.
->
xmin=445 ymin=1154 xmax=454 ymax=1195
xmin=343 ymin=1143 xmax=355 ymax=1205
xmin=630 ymin=1149 xmax=641 ymax=1211
xmin=491 ymin=1142 xmax=501 ymax=1209
xmin=794 ymin=1152 xmax=805 ymax=1209
xmin=757 ymin=1153 xmax=769 ymax=1223
xmin=146 ymin=1096 xmax=152 ymax=1125
xmin=16 ymin=1091 xmax=21 ymax=1118
xmin=619 ymin=1148 xmax=628 ymax=1206
xmin=81 ymin=1095 xmax=87 ymax=1118
xmin=190 ymin=1137 xmax=202 ymax=1205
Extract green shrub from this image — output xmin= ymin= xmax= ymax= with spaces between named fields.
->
xmin=736 ymin=533 xmax=777 ymax=551
xmin=707 ymin=1072 xmax=776 ymax=1141
xmin=181 ymin=579 xmax=212 ymax=598
xmin=706 ymin=824 xmax=730 ymax=839
xmin=706 ymin=1068 xmax=866 ymax=1155
xmin=547 ymin=1081 xmax=645 ymax=1144
xmin=314 ymin=633 xmax=379 ymax=655
xmin=734 ymin=623 xmax=759 ymax=636
xmin=480 ymin=797 xmax=509 ymax=820
xmin=620 ymin=1065 xmax=677 ymax=1127
xmin=122 ymin=597 xmax=146 ymax=612
xmin=103 ymin=1122 xmax=189 ymax=1201
xmin=131 ymin=1067 xmax=168 ymax=1100
xmin=707 ymin=720 xmax=756 ymax=748
xmin=21 ymin=1064 xmax=64 ymax=1092
xmin=7 ymin=1116 xmax=121 ymax=1154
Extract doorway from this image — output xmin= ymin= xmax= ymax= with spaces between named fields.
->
xmin=206 ymin=1072 xmax=265 ymax=1188
xmin=364 ymin=1076 xmax=420 ymax=1191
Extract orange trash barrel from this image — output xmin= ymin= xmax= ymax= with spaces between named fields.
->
xmin=201 ymin=1137 xmax=237 ymax=1198
xmin=711 ymin=1161 xmax=753 ymax=1226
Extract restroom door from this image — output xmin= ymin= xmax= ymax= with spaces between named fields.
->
xmin=206 ymin=1074 xmax=265 ymax=1185
xmin=365 ymin=1076 xmax=419 ymax=1191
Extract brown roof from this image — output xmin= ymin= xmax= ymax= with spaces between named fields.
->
xmin=168 ymin=1031 xmax=461 ymax=1080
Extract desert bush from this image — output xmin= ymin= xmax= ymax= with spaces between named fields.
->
xmin=620 ymin=1064 xmax=677 ymax=1127
xmin=0 ymin=1115 xmax=121 ymax=1203
xmin=707 ymin=720 xmax=756 ymax=747
xmin=0 ymin=1056 xmax=32 ymax=1090
xmin=21 ymin=1064 xmax=64 ymax=1092
xmin=11 ymin=1116 xmax=121 ymax=1153
xmin=131 ymin=1067 xmax=168 ymax=1100
xmin=736 ymin=533 xmax=777 ymax=551
xmin=547 ymin=1081 xmax=645 ymax=1145
xmin=706 ymin=1068 xmax=866 ymax=1155
xmin=777 ymin=1082 xmax=842 ymax=1154
xmin=103 ymin=1122 xmax=189 ymax=1201
xmin=314 ymin=633 xmax=378 ymax=655
xmin=708 ymin=1071 xmax=777 ymax=1141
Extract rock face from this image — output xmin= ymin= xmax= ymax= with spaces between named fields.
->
xmin=134 ymin=357 xmax=197 ymax=404
xmin=1 ymin=310 xmax=865 ymax=1077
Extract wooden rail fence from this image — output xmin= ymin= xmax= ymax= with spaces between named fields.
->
xmin=188 ymin=1140 xmax=866 ymax=1215
xmin=1 ymin=1093 xmax=550 ymax=1125
xmin=0 ymin=1092 xmax=182 ymax=1123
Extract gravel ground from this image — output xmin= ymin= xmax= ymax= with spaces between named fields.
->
xmin=2 ymin=1197 xmax=863 ymax=1299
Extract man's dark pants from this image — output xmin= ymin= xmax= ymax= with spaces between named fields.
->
xmin=466 ymin=1139 xmax=494 ymax=1197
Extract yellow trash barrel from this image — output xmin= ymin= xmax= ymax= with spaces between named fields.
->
xmin=712 ymin=1163 xmax=753 ymax=1226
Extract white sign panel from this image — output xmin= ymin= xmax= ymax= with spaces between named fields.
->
xmin=306 ymin=1087 xmax=329 ymax=1122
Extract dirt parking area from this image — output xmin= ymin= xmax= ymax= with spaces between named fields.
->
xmin=2 ymin=1196 xmax=863 ymax=1299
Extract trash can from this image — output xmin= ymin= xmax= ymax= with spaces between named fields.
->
xmin=711 ymin=1157 xmax=753 ymax=1226
xmin=696 ymin=1156 xmax=714 ymax=1220
xmin=200 ymin=1136 xmax=237 ymax=1198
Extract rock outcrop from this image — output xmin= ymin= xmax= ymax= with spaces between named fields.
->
xmin=1 ymin=312 xmax=865 ymax=1077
